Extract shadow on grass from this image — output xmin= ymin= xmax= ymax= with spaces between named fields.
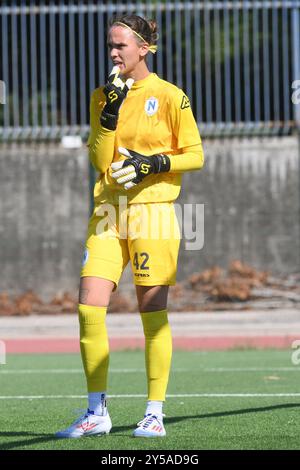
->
xmin=0 ymin=432 xmax=61 ymax=450
xmin=110 ymin=402 xmax=300 ymax=433
xmin=1 ymin=402 xmax=300 ymax=449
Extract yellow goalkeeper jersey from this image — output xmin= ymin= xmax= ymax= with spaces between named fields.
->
xmin=88 ymin=73 xmax=203 ymax=205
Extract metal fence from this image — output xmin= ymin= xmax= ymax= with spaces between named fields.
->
xmin=1 ymin=0 xmax=300 ymax=140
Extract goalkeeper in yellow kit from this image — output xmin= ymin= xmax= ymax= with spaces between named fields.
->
xmin=56 ymin=14 xmax=204 ymax=439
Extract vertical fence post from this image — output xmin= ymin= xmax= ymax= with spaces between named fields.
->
xmin=291 ymin=4 xmax=300 ymax=270
xmin=1 ymin=1 xmax=9 ymax=129
xmin=292 ymin=4 xmax=300 ymax=128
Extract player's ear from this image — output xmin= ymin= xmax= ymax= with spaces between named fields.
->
xmin=139 ymin=43 xmax=149 ymax=58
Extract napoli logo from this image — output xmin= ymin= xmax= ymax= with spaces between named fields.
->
xmin=82 ymin=248 xmax=89 ymax=266
xmin=145 ymin=97 xmax=159 ymax=116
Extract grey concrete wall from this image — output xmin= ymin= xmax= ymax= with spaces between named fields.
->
xmin=0 ymin=137 xmax=299 ymax=298
xmin=0 ymin=143 xmax=90 ymax=298
xmin=178 ymin=136 xmax=300 ymax=278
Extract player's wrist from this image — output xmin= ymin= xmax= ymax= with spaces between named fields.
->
xmin=100 ymin=109 xmax=118 ymax=131
xmin=152 ymin=154 xmax=170 ymax=173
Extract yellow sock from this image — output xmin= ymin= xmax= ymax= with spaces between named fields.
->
xmin=140 ymin=309 xmax=172 ymax=401
xmin=78 ymin=304 xmax=109 ymax=393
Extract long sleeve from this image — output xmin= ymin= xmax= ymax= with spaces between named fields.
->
xmin=168 ymin=89 xmax=204 ymax=173
xmin=169 ymin=143 xmax=204 ymax=173
xmin=87 ymin=89 xmax=115 ymax=174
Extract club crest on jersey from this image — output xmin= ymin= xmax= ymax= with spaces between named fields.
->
xmin=145 ymin=97 xmax=158 ymax=116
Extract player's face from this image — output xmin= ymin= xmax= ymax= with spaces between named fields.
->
xmin=107 ymin=26 xmax=147 ymax=76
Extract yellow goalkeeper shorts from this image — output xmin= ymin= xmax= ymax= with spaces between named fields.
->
xmin=81 ymin=202 xmax=181 ymax=289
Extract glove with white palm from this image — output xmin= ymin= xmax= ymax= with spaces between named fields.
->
xmin=111 ymin=147 xmax=170 ymax=190
xmin=101 ymin=66 xmax=134 ymax=130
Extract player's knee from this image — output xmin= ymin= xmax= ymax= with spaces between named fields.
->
xmin=78 ymin=289 xmax=110 ymax=307
xmin=78 ymin=277 xmax=115 ymax=306
xmin=139 ymin=301 xmax=167 ymax=313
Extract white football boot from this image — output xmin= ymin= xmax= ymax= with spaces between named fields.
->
xmin=56 ymin=409 xmax=112 ymax=439
xmin=133 ymin=413 xmax=166 ymax=438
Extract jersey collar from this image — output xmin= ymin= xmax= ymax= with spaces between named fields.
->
xmin=131 ymin=73 xmax=156 ymax=90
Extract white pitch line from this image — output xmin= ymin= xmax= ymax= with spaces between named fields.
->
xmin=0 ymin=368 xmax=191 ymax=374
xmin=1 ymin=367 xmax=300 ymax=374
xmin=0 ymin=369 xmax=83 ymax=374
xmin=1 ymin=393 xmax=300 ymax=399
xmin=0 ymin=369 xmax=147 ymax=374
xmin=204 ymin=367 xmax=300 ymax=372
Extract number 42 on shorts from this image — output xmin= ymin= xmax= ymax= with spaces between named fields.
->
xmin=133 ymin=252 xmax=149 ymax=271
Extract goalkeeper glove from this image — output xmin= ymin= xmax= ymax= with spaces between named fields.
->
xmin=100 ymin=66 xmax=134 ymax=130
xmin=111 ymin=147 xmax=171 ymax=190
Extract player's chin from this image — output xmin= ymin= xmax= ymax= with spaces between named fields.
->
xmin=120 ymin=64 xmax=134 ymax=77
xmin=118 ymin=63 xmax=126 ymax=74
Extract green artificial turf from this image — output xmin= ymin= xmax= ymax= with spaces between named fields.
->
xmin=0 ymin=349 xmax=300 ymax=450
